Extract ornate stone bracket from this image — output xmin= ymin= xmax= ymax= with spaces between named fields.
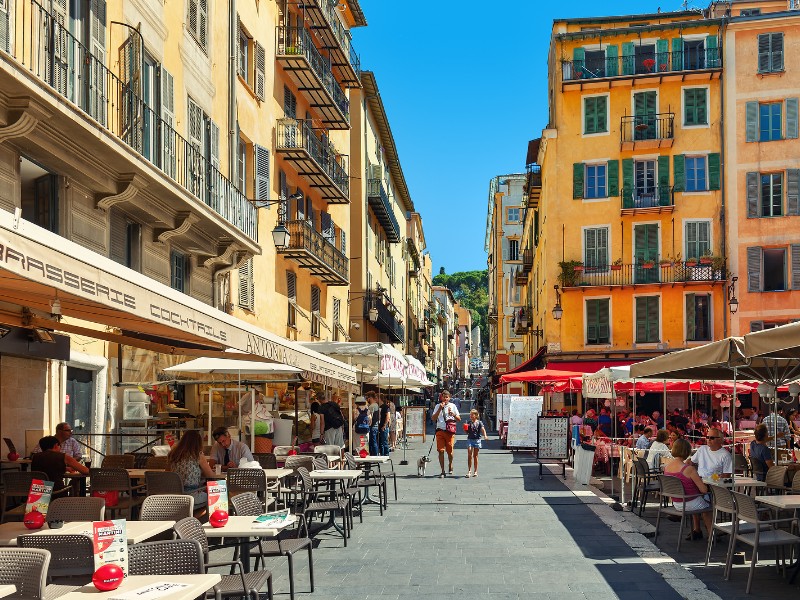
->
xmin=0 ymin=112 xmax=40 ymax=145
xmin=96 ymin=175 xmax=143 ymax=211
xmin=155 ymin=212 xmax=200 ymax=245
xmin=203 ymin=243 xmax=242 ymax=269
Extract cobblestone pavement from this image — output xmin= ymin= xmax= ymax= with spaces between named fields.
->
xmin=219 ymin=434 xmax=703 ymax=600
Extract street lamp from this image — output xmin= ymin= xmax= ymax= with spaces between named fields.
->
xmin=552 ymin=285 xmax=563 ymax=320
xmin=728 ymin=276 xmax=739 ymax=315
xmin=253 ymin=191 xmax=303 ymax=251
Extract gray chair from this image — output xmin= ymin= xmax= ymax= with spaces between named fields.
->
xmin=654 ymin=474 xmax=712 ymax=552
xmin=344 ymin=452 xmax=384 ymax=516
xmin=632 ymin=457 xmax=659 ymax=516
xmin=46 ymin=497 xmax=105 ymax=522
xmin=764 ymin=465 xmax=788 ymax=494
xmin=230 ymin=492 xmax=313 ymax=600
xmin=226 ymin=468 xmax=268 ymax=506
xmin=17 ymin=534 xmax=94 ymax=583
xmin=100 ymin=454 xmax=135 ymax=469
xmin=705 ymin=484 xmax=756 ymax=571
xmin=253 ymin=453 xmax=277 ymax=469
xmin=0 ymin=547 xmax=50 ymax=599
xmin=145 ymin=470 xmax=184 ymax=495
xmin=1 ymin=470 xmax=48 ymax=523
xmin=129 ymin=539 xmax=204 ymax=576
xmin=173 ymin=517 xmax=273 ymax=600
xmin=145 ymin=455 xmax=169 ymax=470
xmin=88 ymin=468 xmax=143 ymax=520
xmin=140 ymin=494 xmax=194 ymax=522
xmin=296 ymin=467 xmax=350 ymax=547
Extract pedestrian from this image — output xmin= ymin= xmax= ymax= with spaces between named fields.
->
xmin=320 ymin=393 xmax=346 ymax=448
xmin=465 ymin=409 xmax=488 ymax=478
xmin=388 ymin=398 xmax=397 ymax=450
xmin=431 ymin=390 xmax=461 ymax=478
xmin=309 ymin=401 xmax=322 ymax=444
xmin=367 ymin=391 xmax=380 ymax=456
xmin=378 ymin=394 xmax=391 ymax=456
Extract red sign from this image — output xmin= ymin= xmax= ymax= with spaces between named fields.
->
xmin=496 ymin=354 xmax=509 ymax=374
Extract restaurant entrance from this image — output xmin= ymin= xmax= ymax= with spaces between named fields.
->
xmin=66 ymin=367 xmax=93 ymax=436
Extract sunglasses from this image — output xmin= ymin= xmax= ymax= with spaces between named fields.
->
xmin=706 ymin=436 xmax=722 ymax=440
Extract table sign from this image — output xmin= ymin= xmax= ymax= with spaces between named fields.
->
xmin=93 ymin=519 xmax=128 ymax=576
xmin=536 ymin=415 xmax=570 ymax=480
xmin=402 ymin=407 xmax=426 ymax=440
xmin=252 ymin=509 xmax=290 ymax=529
xmin=506 ymin=396 xmax=543 ymax=449
xmin=26 ymin=479 xmax=54 ymax=515
xmin=110 ymin=582 xmax=191 ymax=600
xmin=207 ymin=480 xmax=228 ymax=513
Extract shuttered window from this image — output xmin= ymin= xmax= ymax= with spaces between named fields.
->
xmin=685 ymin=221 xmax=710 ymax=260
xmin=583 ymin=96 xmax=608 ymax=134
xmin=759 ymin=103 xmax=782 ymax=141
xmin=586 ymin=299 xmax=610 ymax=345
xmin=686 ymin=293 xmax=711 ymax=342
xmin=160 ymin=67 xmax=176 ymax=178
xmin=787 ymin=170 xmax=800 ymax=216
xmin=311 ymin=285 xmax=321 ymax=337
xmin=635 ymin=296 xmax=660 ymax=344
xmin=584 ymin=227 xmax=608 ymax=271
xmin=786 ymin=98 xmax=799 ymax=139
xmin=170 ymin=250 xmax=189 ymax=293
xmin=332 ymin=298 xmax=341 ymax=341
xmin=253 ymin=145 xmax=269 ymax=202
xmin=254 ymin=42 xmax=266 ymax=100
xmin=238 ymin=258 xmax=254 ymax=311
xmin=284 ymin=86 xmax=297 ymax=119
xmin=187 ymin=0 xmax=208 ymax=53
xmin=684 ymin=88 xmax=708 ymax=126
xmin=573 ymin=163 xmax=584 ymax=199
xmin=761 ymin=173 xmax=783 ymax=217
xmin=287 ymin=272 xmax=297 ymax=327
xmin=0 ymin=0 xmax=10 ymax=53
xmin=109 ymin=209 xmax=141 ymax=272
xmin=757 ymin=32 xmax=783 ymax=74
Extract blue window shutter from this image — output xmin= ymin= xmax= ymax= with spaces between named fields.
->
xmin=786 ymin=98 xmax=799 ymax=139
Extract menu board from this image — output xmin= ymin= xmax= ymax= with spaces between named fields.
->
xmin=506 ymin=396 xmax=543 ymax=449
xmin=403 ymin=407 xmax=426 ymax=440
xmin=537 ymin=416 xmax=570 ymax=460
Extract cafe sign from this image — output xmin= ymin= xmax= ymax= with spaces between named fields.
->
xmin=582 ymin=371 xmax=614 ymax=399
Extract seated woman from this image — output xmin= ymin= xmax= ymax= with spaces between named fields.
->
xmin=748 ymin=423 xmax=774 ymax=481
xmin=167 ymin=430 xmax=215 ymax=506
xmin=646 ymin=430 xmax=672 ymax=470
xmin=663 ymin=438 xmax=712 ymax=541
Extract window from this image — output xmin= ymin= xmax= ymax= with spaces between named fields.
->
xmin=684 ymin=88 xmax=708 ymax=126
xmin=585 ymin=164 xmax=607 ymax=199
xmin=238 ymin=25 xmax=250 ymax=83
xmin=684 ymin=40 xmax=706 ymax=70
xmin=763 ymin=248 xmax=787 ymax=291
xmin=584 ymin=227 xmax=608 ymax=271
xmin=586 ymin=299 xmax=610 ymax=345
xmin=583 ymin=96 xmax=608 ymax=134
xmin=20 ymin=158 xmax=59 ymax=234
xmin=759 ymin=103 xmax=782 ymax=141
xmin=761 ymin=173 xmax=783 ymax=217
xmin=187 ymin=0 xmax=209 ymax=53
xmin=507 ymin=207 xmax=520 ymax=222
xmin=170 ymin=250 xmax=189 ymax=293
xmin=747 ymin=246 xmax=791 ymax=292
xmin=584 ymin=50 xmax=606 ymax=76
xmin=237 ymin=135 xmax=247 ymax=193
xmin=685 ymin=156 xmax=707 ymax=192
xmin=508 ymin=239 xmax=519 ymax=261
xmin=311 ymin=285 xmax=321 ymax=338
xmin=741 ymin=8 xmax=761 ymax=16
xmin=634 ymin=160 xmax=656 ymax=199
xmin=238 ymin=258 xmax=254 ymax=311
xmin=332 ymin=298 xmax=341 ymax=341
xmin=508 ymin=318 xmax=519 ymax=339
xmin=635 ymin=296 xmax=660 ymax=343
xmin=685 ymin=221 xmax=710 ymax=260
xmin=758 ymin=33 xmax=783 ymax=73
xmin=686 ymin=293 xmax=711 ymax=341
xmin=109 ymin=209 xmax=142 ymax=272
xmin=751 ymin=320 xmax=789 ymax=332
xmin=287 ymin=272 xmax=297 ymax=327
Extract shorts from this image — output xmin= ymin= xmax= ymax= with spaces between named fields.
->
xmin=436 ymin=429 xmax=455 ymax=453
xmin=467 ymin=438 xmax=482 ymax=449
xmin=672 ymin=496 xmax=710 ymax=512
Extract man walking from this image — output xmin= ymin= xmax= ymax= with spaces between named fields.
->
xmin=319 ymin=393 xmax=345 ymax=448
xmin=378 ymin=394 xmax=391 ymax=456
xmin=367 ymin=392 xmax=380 ymax=456
xmin=431 ymin=391 xmax=461 ymax=477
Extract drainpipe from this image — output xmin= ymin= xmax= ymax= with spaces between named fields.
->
xmin=719 ymin=21 xmax=728 ymax=338
xmin=229 ymin=0 xmax=237 ymax=179
xmin=213 ymin=253 xmax=241 ymax=311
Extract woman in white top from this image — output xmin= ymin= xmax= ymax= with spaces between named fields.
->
xmin=647 ymin=429 xmax=672 ymax=470
xmin=309 ymin=401 xmax=322 ymax=443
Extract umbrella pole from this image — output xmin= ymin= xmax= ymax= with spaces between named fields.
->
xmin=250 ymin=383 xmax=255 ymax=455
xmin=732 ymin=368 xmax=737 ymax=484
xmin=663 ymin=380 xmax=667 ymax=431
xmin=294 ymin=383 xmax=300 ymax=450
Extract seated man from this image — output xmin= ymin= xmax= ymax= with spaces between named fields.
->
xmin=31 ymin=422 xmax=83 ymax=460
xmin=31 ymin=435 xmax=89 ymax=494
xmin=689 ymin=427 xmax=732 ymax=478
xmin=209 ymin=427 xmax=254 ymax=470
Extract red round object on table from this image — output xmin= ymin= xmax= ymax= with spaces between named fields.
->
xmin=359 ymin=448 xmax=368 ymax=458
xmin=92 ymin=564 xmax=124 ymax=591
xmin=209 ymin=509 xmax=229 ymax=528
xmin=7 ymin=452 xmax=19 ymax=461
xmin=24 ymin=510 xmax=45 ymax=530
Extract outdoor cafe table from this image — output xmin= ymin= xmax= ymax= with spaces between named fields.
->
xmin=126 ymin=468 xmax=165 ymax=479
xmin=754 ymin=494 xmax=800 ymax=511
xmin=0 ymin=586 xmax=16 ymax=598
xmin=262 ymin=468 xmax=293 ymax=481
xmin=0 ymin=520 xmax=175 ymax=546
xmin=350 ymin=457 xmax=391 ymax=505
xmin=704 ymin=477 xmax=766 ymax=493
xmin=57 ymin=575 xmax=221 ymax=600
xmin=202 ymin=515 xmax=294 ymax=572
xmin=0 ymin=459 xmax=31 ymax=470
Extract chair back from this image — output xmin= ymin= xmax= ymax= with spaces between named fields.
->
xmin=343 ymin=452 xmax=358 ymax=470
xmin=16 ymin=534 xmax=94 ymax=580
xmin=314 ymin=445 xmax=342 ymax=460
xmin=89 ymin=468 xmax=132 ymax=494
xmin=129 ymin=539 xmax=204 ymax=575
xmin=285 ymin=455 xmax=314 ymax=473
xmin=145 ymin=455 xmax=169 ymax=470
xmin=633 ymin=458 xmax=648 ymax=478
xmin=733 ymin=452 xmax=750 ymax=475
xmin=765 ymin=465 xmax=788 ymax=489
xmin=47 ymin=497 xmax=105 ymax=522
xmin=312 ymin=456 xmax=329 ymax=471
xmin=173 ymin=517 xmax=210 ymax=555
xmin=227 ymin=468 xmax=267 ymax=496
xmin=253 ymin=453 xmax=277 ymax=469
xmin=296 ymin=467 xmax=313 ymax=493
xmin=731 ymin=490 xmax=760 ymax=523
xmin=140 ymin=495 xmax=194 ymax=521
xmin=146 ymin=471 xmax=184 ymax=495
xmin=2 ymin=470 xmax=49 ymax=496
xmin=749 ymin=456 xmax=768 ymax=481
xmin=658 ymin=474 xmax=689 ymax=499
xmin=791 ymin=474 xmax=800 ymax=493
xmin=101 ymin=454 xmax=135 ymax=469
xmin=0 ymin=547 xmax=50 ymax=599
xmin=230 ymin=492 xmax=263 ymax=517
xmin=708 ymin=484 xmax=735 ymax=518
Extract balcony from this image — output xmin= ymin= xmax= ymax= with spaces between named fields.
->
xmin=525 ymin=164 xmax=542 ymax=209
xmin=276 ymin=26 xmax=350 ymax=129
xmin=364 ymin=290 xmax=404 ymax=343
xmin=276 ymin=119 xmax=350 ymax=203
xmin=559 ymin=260 xmax=726 ymax=289
xmin=522 ymin=248 xmax=533 ymax=273
xmin=620 ymin=185 xmax=675 ymax=214
xmin=620 ymin=113 xmax=674 ymax=150
xmin=0 ymin=0 xmax=257 ymax=244
xmin=277 ymin=219 xmax=349 ymax=285
xmin=514 ymin=266 xmax=528 ymax=286
xmin=562 ymin=47 xmax=721 ymax=86
xmin=299 ymin=0 xmax=361 ymax=86
xmin=407 ymin=238 xmax=421 ymax=275
xmin=367 ymin=179 xmax=401 ymax=242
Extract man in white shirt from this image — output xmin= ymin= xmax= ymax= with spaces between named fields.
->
xmin=689 ymin=427 xmax=732 ymax=478
xmin=431 ymin=391 xmax=461 ymax=478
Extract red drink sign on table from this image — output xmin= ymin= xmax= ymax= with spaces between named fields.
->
xmin=92 ymin=519 xmax=128 ymax=577
xmin=207 ymin=480 xmax=228 ymax=513
xmin=26 ymin=479 xmax=54 ymax=515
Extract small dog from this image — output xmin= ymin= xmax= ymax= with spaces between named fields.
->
xmin=417 ymin=455 xmax=431 ymax=477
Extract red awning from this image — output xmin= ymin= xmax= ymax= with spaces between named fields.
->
xmin=505 ymin=347 xmax=546 ymax=375
xmin=500 ymin=368 xmax=584 ymax=384
xmin=546 ymin=359 xmax=637 ymax=372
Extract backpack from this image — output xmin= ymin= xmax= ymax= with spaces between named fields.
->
xmin=354 ymin=408 xmax=370 ymax=434
xmin=323 ymin=403 xmax=344 ymax=429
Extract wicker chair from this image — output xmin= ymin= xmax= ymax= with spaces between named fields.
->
xmin=253 ymin=453 xmax=277 ymax=469
xmin=230 ymin=492 xmax=313 ymax=600
xmin=145 ymin=455 xmax=169 ymax=470
xmin=101 ymin=454 xmax=135 ymax=469
xmin=654 ymin=474 xmax=713 ymax=552
xmin=311 ymin=456 xmax=329 ymax=471
xmin=46 ymin=497 xmax=105 ymax=522
xmin=344 ymin=452 xmax=384 ymax=516
xmin=173 ymin=517 xmax=273 ymax=600
xmin=17 ymin=534 xmax=94 ymax=583
xmin=226 ymin=468 xmax=268 ymax=509
xmin=1 ymin=470 xmax=48 ymax=523
xmin=88 ymin=468 xmax=143 ymax=520
xmin=295 ymin=467 xmax=350 ymax=547
xmin=140 ymin=494 xmax=194 ymax=522
xmin=129 ymin=539 xmax=204 ymax=575
xmin=145 ymin=471 xmax=184 ymax=495
xmin=0 ymin=547 xmax=50 ymax=598
xmin=764 ymin=465 xmax=788 ymax=494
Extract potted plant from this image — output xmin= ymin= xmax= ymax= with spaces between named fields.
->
xmin=573 ymin=262 xmax=585 ymax=272
xmin=700 ymin=251 xmax=713 ymax=265
xmin=711 ymin=255 xmax=726 ymax=273
xmin=642 ymin=259 xmax=655 ymax=269
xmin=659 ymin=256 xmax=672 ymax=268
xmin=610 ymin=258 xmax=623 ymax=272
xmin=685 ymin=255 xmax=698 ymax=267
xmin=558 ymin=260 xmax=583 ymax=287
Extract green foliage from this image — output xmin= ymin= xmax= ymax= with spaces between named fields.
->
xmin=432 ymin=269 xmax=488 ymax=347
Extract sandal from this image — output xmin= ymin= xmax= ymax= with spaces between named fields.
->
xmin=439 ymin=472 xmax=446 ymax=478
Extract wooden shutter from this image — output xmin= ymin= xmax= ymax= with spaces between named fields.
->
xmin=685 ymin=221 xmax=698 ymax=259
xmin=210 ymin=121 xmax=220 ymax=170
xmin=254 ymin=41 xmax=266 ymax=100
xmin=697 ymin=221 xmax=710 ymax=257
xmin=597 ymin=228 xmax=608 ymax=267
xmin=160 ymin=67 xmax=175 ymax=177
xmin=586 ymin=299 xmax=598 ymax=344
xmin=745 ymin=101 xmax=758 ymax=142
xmin=673 ymin=154 xmax=685 ymax=192
xmin=109 ymin=209 xmax=127 ymax=265
xmin=284 ymin=86 xmax=296 ymax=118
xmin=622 ymin=42 xmax=635 ymax=75
xmin=708 ymin=153 xmax=720 ymax=191
xmin=656 ymin=39 xmax=669 ymax=70
xmin=607 ymin=160 xmax=619 ymax=196
xmin=596 ymin=96 xmax=607 ymax=132
xmin=686 ymin=294 xmax=696 ymax=341
xmin=311 ymin=285 xmax=320 ymax=312
xmin=747 ymin=246 xmax=762 ymax=292
xmin=622 ymin=159 xmax=633 ymax=198
xmin=771 ymin=33 xmax=783 ymax=72
xmin=787 ymin=169 xmax=800 ymax=216
xmin=333 ymin=298 xmax=341 ymax=340
xmin=287 ymin=271 xmax=296 ymax=300
xmin=658 ymin=155 xmax=670 ymax=205
xmin=254 ymin=144 xmax=270 ymax=202
xmin=584 ymin=97 xmax=595 ymax=133
xmin=598 ymin=299 xmax=609 ymax=343
xmin=705 ymin=34 xmax=719 ymax=67
xmin=198 ymin=0 xmax=208 ymax=50
xmin=746 ymin=172 xmax=759 ymax=218
xmin=672 ymin=37 xmax=683 ymax=71
xmin=573 ymin=46 xmax=585 ymax=69
xmin=635 ymin=297 xmax=647 ymax=343
xmin=238 ymin=258 xmax=254 ymax=311
xmin=585 ymin=229 xmax=596 ymax=267
xmin=573 ymin=163 xmax=584 ymax=199
xmin=0 ymin=0 xmax=9 ymax=53
xmin=792 ymin=244 xmax=800 ymax=290
xmin=89 ymin=0 xmax=106 ymax=123
xmin=786 ymin=98 xmax=799 ymax=139
xmin=320 ymin=211 xmax=334 ymax=243
xmin=757 ymin=34 xmax=770 ymax=72
xmin=606 ymin=45 xmax=618 ymax=76
xmin=340 ymin=229 xmax=346 ymax=253
xmin=119 ymin=32 xmax=142 ymax=149
xmin=647 ymin=297 xmax=659 ymax=342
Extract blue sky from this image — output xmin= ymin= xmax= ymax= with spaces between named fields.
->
xmin=353 ymin=0 xmax=679 ymax=274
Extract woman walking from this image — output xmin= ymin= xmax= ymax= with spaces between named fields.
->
xmin=466 ymin=409 xmax=488 ymax=477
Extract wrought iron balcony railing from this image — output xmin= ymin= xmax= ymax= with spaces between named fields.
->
xmin=2 ymin=0 xmax=257 ymax=240
xmin=364 ymin=290 xmax=404 ymax=343
xmin=367 ymin=179 xmax=401 ymax=242
xmin=562 ymin=47 xmax=721 ymax=82
xmin=620 ymin=113 xmax=674 ymax=145
xmin=620 ymin=185 xmax=675 ymax=212
xmin=560 ymin=260 xmax=726 ymax=288
xmin=278 ymin=219 xmax=349 ymax=285
xmin=514 ymin=266 xmax=528 ymax=286
xmin=302 ymin=0 xmax=361 ymax=85
xmin=522 ymin=248 xmax=533 ymax=273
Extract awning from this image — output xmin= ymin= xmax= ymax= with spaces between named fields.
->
xmin=299 ymin=341 xmax=407 ymax=383
xmin=500 ymin=368 xmax=584 ymax=384
xmin=744 ymin=320 xmax=800 ymax=360
xmin=547 ymin=359 xmax=637 ymax=372
xmin=0 ymin=212 xmax=357 ymax=385
xmin=505 ymin=347 xmax=546 ymax=375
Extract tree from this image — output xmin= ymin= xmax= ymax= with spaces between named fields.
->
xmin=432 ymin=269 xmax=489 ymax=348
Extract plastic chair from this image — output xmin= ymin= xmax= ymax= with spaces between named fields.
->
xmin=734 ymin=453 xmax=751 ymax=476
xmin=145 ymin=471 xmax=184 ymax=495
xmin=0 ymin=547 xmax=50 ymax=599
xmin=632 ymin=458 xmax=659 ymax=516
xmin=654 ymin=474 xmax=712 ymax=552
xmin=100 ymin=454 xmax=135 ymax=469
xmin=140 ymin=494 xmax=195 ymax=522
xmin=17 ymin=534 xmax=94 ymax=582
xmin=1 ymin=470 xmax=48 ymax=523
xmin=173 ymin=517 xmax=273 ymax=600
xmin=129 ymin=539 xmax=204 ymax=576
xmin=145 ymin=455 xmax=169 ymax=469
xmin=227 ymin=468 xmax=268 ymax=508
xmin=253 ymin=453 xmax=277 ymax=469
xmin=765 ymin=465 xmax=788 ymax=494
xmin=344 ymin=452 xmax=384 ymax=515
xmin=705 ymin=484 xmax=756 ymax=570
xmin=230 ymin=492 xmax=313 ymax=600
xmin=88 ymin=468 xmax=143 ymax=520
xmin=296 ymin=467 xmax=349 ymax=547
xmin=46 ymin=497 xmax=105 ymax=522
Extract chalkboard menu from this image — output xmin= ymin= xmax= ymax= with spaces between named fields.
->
xmin=403 ymin=407 xmax=426 ymax=440
xmin=537 ymin=416 xmax=570 ymax=460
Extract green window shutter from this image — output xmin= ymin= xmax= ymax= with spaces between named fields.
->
xmin=598 ymin=299 xmax=610 ymax=343
xmin=746 ymin=172 xmax=759 ymax=218
xmin=787 ymin=169 xmax=800 ymax=216
xmin=622 ymin=42 xmax=635 ymax=75
xmin=697 ymin=221 xmax=710 ymax=257
xmin=658 ymin=155 xmax=670 ymax=205
xmin=606 ymin=45 xmax=618 ymax=76
xmin=786 ymin=98 xmax=799 ymax=139
xmin=635 ymin=297 xmax=647 ymax=343
xmin=746 ymin=101 xmax=758 ymax=142
xmin=607 ymin=160 xmax=619 ymax=196
xmin=584 ymin=97 xmax=596 ymax=133
xmin=686 ymin=294 xmax=696 ymax=341
xmin=597 ymin=227 xmax=608 ymax=267
xmin=646 ymin=297 xmax=660 ymax=342
xmin=747 ymin=246 xmax=762 ymax=292
xmin=647 ymin=225 xmax=659 ymax=262
xmin=585 ymin=228 xmax=596 ymax=267
xmin=708 ymin=153 xmax=720 ymax=190
xmin=705 ymin=35 xmax=719 ymax=68
xmin=697 ymin=89 xmax=708 ymax=125
xmin=673 ymin=154 xmax=685 ymax=192
xmin=656 ymin=39 xmax=669 ymax=71
xmin=792 ymin=244 xmax=800 ymax=290
xmin=622 ymin=159 xmax=633 ymax=198
xmin=684 ymin=89 xmax=696 ymax=125
xmin=586 ymin=300 xmax=598 ymax=344
xmin=672 ymin=37 xmax=684 ymax=71
xmin=573 ymin=47 xmax=585 ymax=64
xmin=686 ymin=221 xmax=698 ymax=259
xmin=596 ymin=96 xmax=607 ymax=132
xmin=771 ymin=33 xmax=784 ymax=72
xmin=573 ymin=163 xmax=584 ymax=199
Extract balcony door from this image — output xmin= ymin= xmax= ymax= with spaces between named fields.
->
xmin=634 ymin=159 xmax=657 ymax=207
xmin=633 ymin=91 xmax=657 ymax=140
xmin=634 ymin=223 xmax=659 ymax=284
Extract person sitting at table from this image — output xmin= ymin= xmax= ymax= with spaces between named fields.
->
xmin=689 ymin=427 xmax=732 ymax=479
xmin=31 ymin=422 xmax=83 ymax=460
xmin=209 ymin=426 xmax=254 ymax=470
xmin=664 ymin=438 xmax=713 ymax=541
xmin=31 ymin=435 xmax=89 ymax=494
xmin=748 ymin=424 xmax=774 ymax=481
xmin=647 ymin=430 xmax=672 ymax=470
xmin=597 ymin=407 xmax=612 ymax=437
xmin=636 ymin=427 xmax=653 ymax=450
xmin=583 ymin=408 xmax=598 ymax=431
xmin=168 ymin=430 xmax=215 ymax=506
xmin=667 ymin=430 xmax=682 ymax=450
